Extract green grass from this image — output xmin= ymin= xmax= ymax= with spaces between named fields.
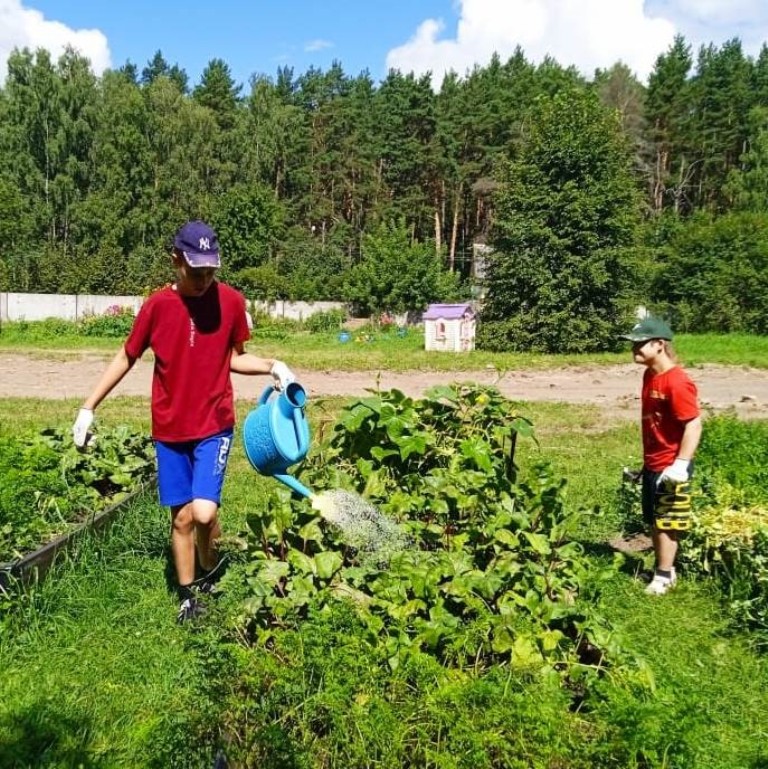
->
xmin=3 ymin=322 xmax=768 ymax=370
xmin=594 ymin=576 xmax=768 ymax=768
xmin=2 ymin=395 xmax=768 ymax=767
xmin=0 ymin=494 xmax=219 ymax=768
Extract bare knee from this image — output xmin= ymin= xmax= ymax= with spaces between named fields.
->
xmin=171 ymin=503 xmax=194 ymax=534
xmin=192 ymin=499 xmax=219 ymax=528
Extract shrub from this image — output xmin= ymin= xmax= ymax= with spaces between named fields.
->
xmin=304 ymin=308 xmax=346 ymax=333
xmin=675 ymin=416 xmax=768 ymax=644
xmin=79 ymin=305 xmax=135 ymax=338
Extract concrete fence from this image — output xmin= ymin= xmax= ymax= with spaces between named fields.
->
xmin=0 ymin=293 xmax=347 ymax=323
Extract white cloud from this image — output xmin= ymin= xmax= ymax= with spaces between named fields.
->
xmin=305 ymin=39 xmax=333 ymax=53
xmin=386 ymin=0 xmax=725 ymax=88
xmin=668 ymin=0 xmax=765 ymax=24
xmin=0 ymin=0 xmax=110 ymax=81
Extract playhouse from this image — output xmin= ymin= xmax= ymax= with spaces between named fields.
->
xmin=422 ymin=303 xmax=476 ymax=352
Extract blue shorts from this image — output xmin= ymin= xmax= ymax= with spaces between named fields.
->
xmin=155 ymin=429 xmax=234 ymax=508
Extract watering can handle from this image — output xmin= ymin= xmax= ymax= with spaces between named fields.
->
xmin=257 ymin=384 xmax=278 ymax=406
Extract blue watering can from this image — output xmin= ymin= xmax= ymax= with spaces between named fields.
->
xmin=242 ymin=382 xmax=313 ymax=499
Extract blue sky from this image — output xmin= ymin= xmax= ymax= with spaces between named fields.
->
xmin=2 ymin=0 xmax=768 ymax=89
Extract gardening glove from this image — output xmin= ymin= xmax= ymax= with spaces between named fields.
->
xmin=270 ymin=360 xmax=295 ymax=390
xmin=72 ymin=408 xmax=94 ymax=448
xmin=657 ymin=458 xmax=690 ymax=486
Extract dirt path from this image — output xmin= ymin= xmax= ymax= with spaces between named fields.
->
xmin=1 ymin=352 xmax=767 ymax=419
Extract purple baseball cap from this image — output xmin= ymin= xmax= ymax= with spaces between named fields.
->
xmin=174 ymin=220 xmax=221 ymax=268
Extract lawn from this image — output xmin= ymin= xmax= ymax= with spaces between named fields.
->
xmin=3 ymin=319 xmax=768 ymax=370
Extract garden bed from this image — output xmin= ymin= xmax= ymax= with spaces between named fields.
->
xmin=0 ymin=478 xmax=155 ymax=592
xmin=0 ymin=425 xmax=156 ymax=592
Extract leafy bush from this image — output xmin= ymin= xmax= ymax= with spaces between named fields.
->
xmin=248 ymin=311 xmax=302 ymax=340
xmin=304 ymin=308 xmax=346 ymax=333
xmin=674 ymin=416 xmax=768 ymax=643
xmin=78 ymin=305 xmax=135 ymax=338
xmin=238 ymin=384 xmax=633 ymax=687
xmin=649 ymin=211 xmax=768 ymax=334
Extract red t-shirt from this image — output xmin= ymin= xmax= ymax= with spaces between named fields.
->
xmin=125 ymin=282 xmax=250 ymax=442
xmin=641 ymin=366 xmax=700 ymax=471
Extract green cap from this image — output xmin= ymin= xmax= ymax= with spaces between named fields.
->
xmin=621 ymin=316 xmax=673 ymax=343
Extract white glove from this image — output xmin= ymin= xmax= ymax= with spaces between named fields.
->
xmin=270 ymin=360 xmax=295 ymax=390
xmin=72 ymin=408 xmax=94 ymax=447
xmin=657 ymin=458 xmax=690 ymax=486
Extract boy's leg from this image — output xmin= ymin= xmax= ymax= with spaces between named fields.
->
xmin=171 ymin=502 xmax=197 ymax=585
xmin=156 ymin=441 xmax=200 ymax=601
xmin=191 ymin=430 xmax=233 ymax=574
xmin=191 ymin=499 xmax=220 ymax=572
xmin=652 ymin=528 xmax=679 ymax=572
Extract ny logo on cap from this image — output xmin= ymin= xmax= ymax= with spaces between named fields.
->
xmin=198 ymin=237 xmax=211 ymax=251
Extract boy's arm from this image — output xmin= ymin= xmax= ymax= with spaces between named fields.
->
xmin=83 ymin=347 xmax=137 ymax=411
xmin=658 ymin=416 xmax=702 ymax=484
xmin=229 ymin=343 xmax=274 ymax=375
xmin=73 ymin=347 xmax=136 ymax=447
xmin=677 ymin=415 xmax=702 ymax=461
xmin=230 ymin=344 xmax=295 ymax=387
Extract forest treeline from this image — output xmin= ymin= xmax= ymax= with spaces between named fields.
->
xmin=1 ymin=36 xmax=768 ymax=348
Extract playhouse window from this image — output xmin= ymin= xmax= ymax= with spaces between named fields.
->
xmin=435 ymin=320 xmax=446 ymax=340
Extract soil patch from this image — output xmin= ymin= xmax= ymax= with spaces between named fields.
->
xmin=1 ymin=353 xmax=767 ymax=420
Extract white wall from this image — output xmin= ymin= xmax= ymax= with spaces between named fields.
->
xmin=0 ymin=293 xmax=346 ymax=323
xmin=252 ymin=299 xmax=346 ymax=322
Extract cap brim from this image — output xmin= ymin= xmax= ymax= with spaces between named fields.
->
xmin=621 ymin=334 xmax=671 ymax=342
xmin=183 ymin=251 xmax=221 ymax=268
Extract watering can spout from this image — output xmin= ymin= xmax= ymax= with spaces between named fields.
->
xmin=242 ymin=382 xmax=313 ymax=498
xmin=273 ymin=473 xmax=313 ymax=499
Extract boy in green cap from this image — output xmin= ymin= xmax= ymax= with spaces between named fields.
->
xmin=622 ymin=317 xmax=702 ymax=595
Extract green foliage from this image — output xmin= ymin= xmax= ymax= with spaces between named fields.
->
xmin=694 ymin=416 xmax=768 ymax=508
xmin=211 ymin=182 xmax=284 ymax=274
xmin=303 ymin=308 xmax=346 ymax=333
xmin=78 ymin=305 xmax=136 ymax=337
xmin=343 ymin=220 xmax=462 ymax=315
xmin=481 ymin=85 xmax=641 ymax=353
xmin=648 ymin=211 xmax=768 ymax=334
xmin=0 ymin=425 xmax=154 ymax=562
xmin=3 ymin=40 xmax=768 ymax=322
xmin=233 ymin=263 xmax=290 ymax=302
xmin=220 ymin=601 xmax=601 ymax=768
xmin=674 ymin=416 xmax=768 ymax=643
xmin=239 ymin=385 xmax=632 ymax=688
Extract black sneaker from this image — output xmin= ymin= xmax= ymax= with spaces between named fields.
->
xmin=177 ymin=595 xmax=205 ymax=624
xmin=194 ymin=554 xmax=229 ymax=596
xmin=196 ymin=579 xmax=220 ymax=597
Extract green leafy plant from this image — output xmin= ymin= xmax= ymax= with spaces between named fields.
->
xmin=238 ymin=384 xmax=631 ymax=690
xmin=304 ymin=308 xmax=346 ymax=333
xmin=670 ymin=416 xmax=768 ymax=643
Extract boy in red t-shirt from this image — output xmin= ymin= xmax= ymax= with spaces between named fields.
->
xmin=621 ymin=316 xmax=702 ymax=595
xmin=72 ymin=220 xmax=296 ymax=622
